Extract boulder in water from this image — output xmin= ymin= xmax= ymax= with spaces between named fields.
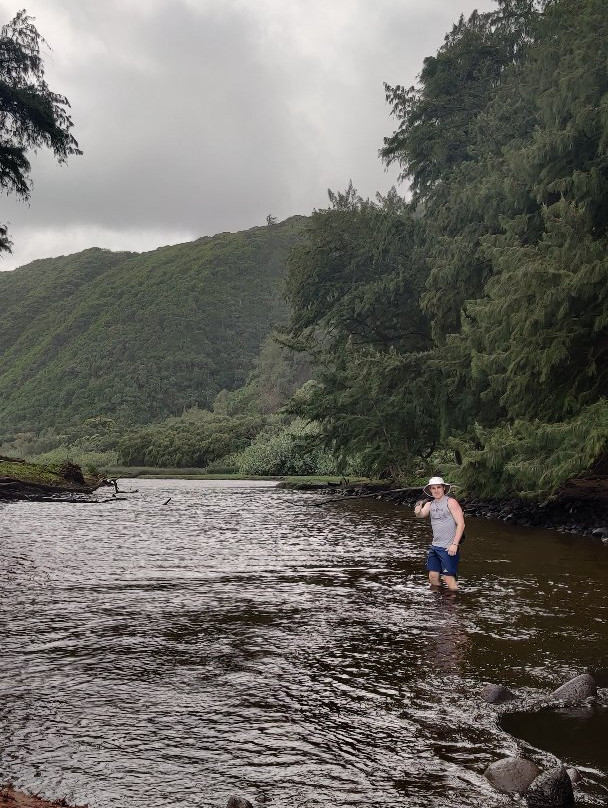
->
xmin=481 ymin=683 xmax=515 ymax=704
xmin=227 ymin=798 xmax=254 ymax=808
xmin=566 ymin=767 xmax=582 ymax=785
xmin=551 ymin=673 xmax=597 ymax=702
xmin=484 ymin=757 xmax=541 ymax=794
xmin=526 ymin=766 xmax=574 ymax=806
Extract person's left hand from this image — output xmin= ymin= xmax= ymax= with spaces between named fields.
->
xmin=447 ymin=543 xmax=459 ymax=556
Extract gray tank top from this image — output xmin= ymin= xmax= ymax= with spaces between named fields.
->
xmin=429 ymin=496 xmax=457 ymax=548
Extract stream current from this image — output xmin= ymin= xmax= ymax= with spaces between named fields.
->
xmin=0 ymin=479 xmax=607 ymax=807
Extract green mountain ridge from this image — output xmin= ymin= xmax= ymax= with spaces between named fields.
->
xmin=0 ymin=217 xmax=307 ymax=435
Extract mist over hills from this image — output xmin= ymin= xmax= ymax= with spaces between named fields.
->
xmin=0 ymin=216 xmax=306 ymax=437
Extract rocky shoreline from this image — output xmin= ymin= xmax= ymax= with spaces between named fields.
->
xmin=460 ymin=496 xmax=608 ymax=539
xmin=285 ymin=482 xmax=608 ymax=539
xmin=480 ymin=672 xmax=607 ymax=806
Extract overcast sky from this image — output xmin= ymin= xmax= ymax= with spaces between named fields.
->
xmin=0 ymin=0 xmax=496 ymax=271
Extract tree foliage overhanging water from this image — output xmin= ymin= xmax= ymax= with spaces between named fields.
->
xmin=282 ymin=0 xmax=608 ymax=497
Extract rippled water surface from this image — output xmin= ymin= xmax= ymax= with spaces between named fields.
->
xmin=1 ymin=479 xmax=607 ymax=808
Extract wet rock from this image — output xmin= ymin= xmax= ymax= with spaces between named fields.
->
xmin=566 ymin=767 xmax=582 ymax=785
xmin=526 ymin=766 xmax=574 ymax=807
xmin=591 ymin=527 xmax=607 ymax=538
xmin=227 ymin=798 xmax=254 ymax=808
xmin=551 ymin=673 xmax=597 ymax=702
xmin=481 ymin=683 xmax=515 ymax=704
xmin=484 ymin=757 xmax=541 ymax=794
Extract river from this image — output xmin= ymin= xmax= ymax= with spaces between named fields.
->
xmin=0 ymin=479 xmax=607 ymax=807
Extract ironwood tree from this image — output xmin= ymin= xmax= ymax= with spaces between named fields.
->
xmin=0 ymin=10 xmax=81 ymax=253
xmin=284 ymin=0 xmax=608 ymax=495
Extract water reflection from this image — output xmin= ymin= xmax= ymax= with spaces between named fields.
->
xmin=0 ymin=480 xmax=607 ymax=808
xmin=429 ymin=591 xmax=468 ymax=674
xmin=502 ymin=706 xmax=608 ymax=771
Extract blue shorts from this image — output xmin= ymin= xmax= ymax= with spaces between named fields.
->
xmin=426 ymin=545 xmax=459 ymax=578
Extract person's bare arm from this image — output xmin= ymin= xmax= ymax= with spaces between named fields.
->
xmin=447 ymin=498 xmax=465 ymax=555
xmin=414 ymin=499 xmax=431 ymax=518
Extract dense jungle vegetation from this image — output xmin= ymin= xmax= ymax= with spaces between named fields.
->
xmin=1 ymin=0 xmax=606 ymax=498
xmin=284 ymin=0 xmax=608 ymax=497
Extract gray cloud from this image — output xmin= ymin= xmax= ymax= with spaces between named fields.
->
xmin=0 ymin=0 xmax=496 ymax=270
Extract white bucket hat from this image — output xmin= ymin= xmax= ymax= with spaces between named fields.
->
xmin=423 ymin=476 xmax=451 ymax=496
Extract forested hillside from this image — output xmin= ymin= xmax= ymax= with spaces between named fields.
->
xmin=0 ymin=217 xmax=305 ymax=435
xmin=285 ymin=0 xmax=608 ymax=498
xmin=114 ymin=334 xmax=318 ymax=471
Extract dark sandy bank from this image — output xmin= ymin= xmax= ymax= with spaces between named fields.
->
xmin=0 ymin=787 xmax=86 ymax=808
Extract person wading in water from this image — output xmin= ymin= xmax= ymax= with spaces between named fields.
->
xmin=414 ymin=476 xmax=465 ymax=591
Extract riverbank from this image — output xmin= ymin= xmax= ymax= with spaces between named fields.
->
xmin=290 ymin=482 xmax=608 ymax=539
xmin=103 ymin=467 xmax=369 ymax=485
xmin=5 ymin=457 xmax=606 ymax=538
xmin=0 ymin=786 xmax=85 ymax=808
xmin=0 ymin=457 xmax=114 ymax=501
